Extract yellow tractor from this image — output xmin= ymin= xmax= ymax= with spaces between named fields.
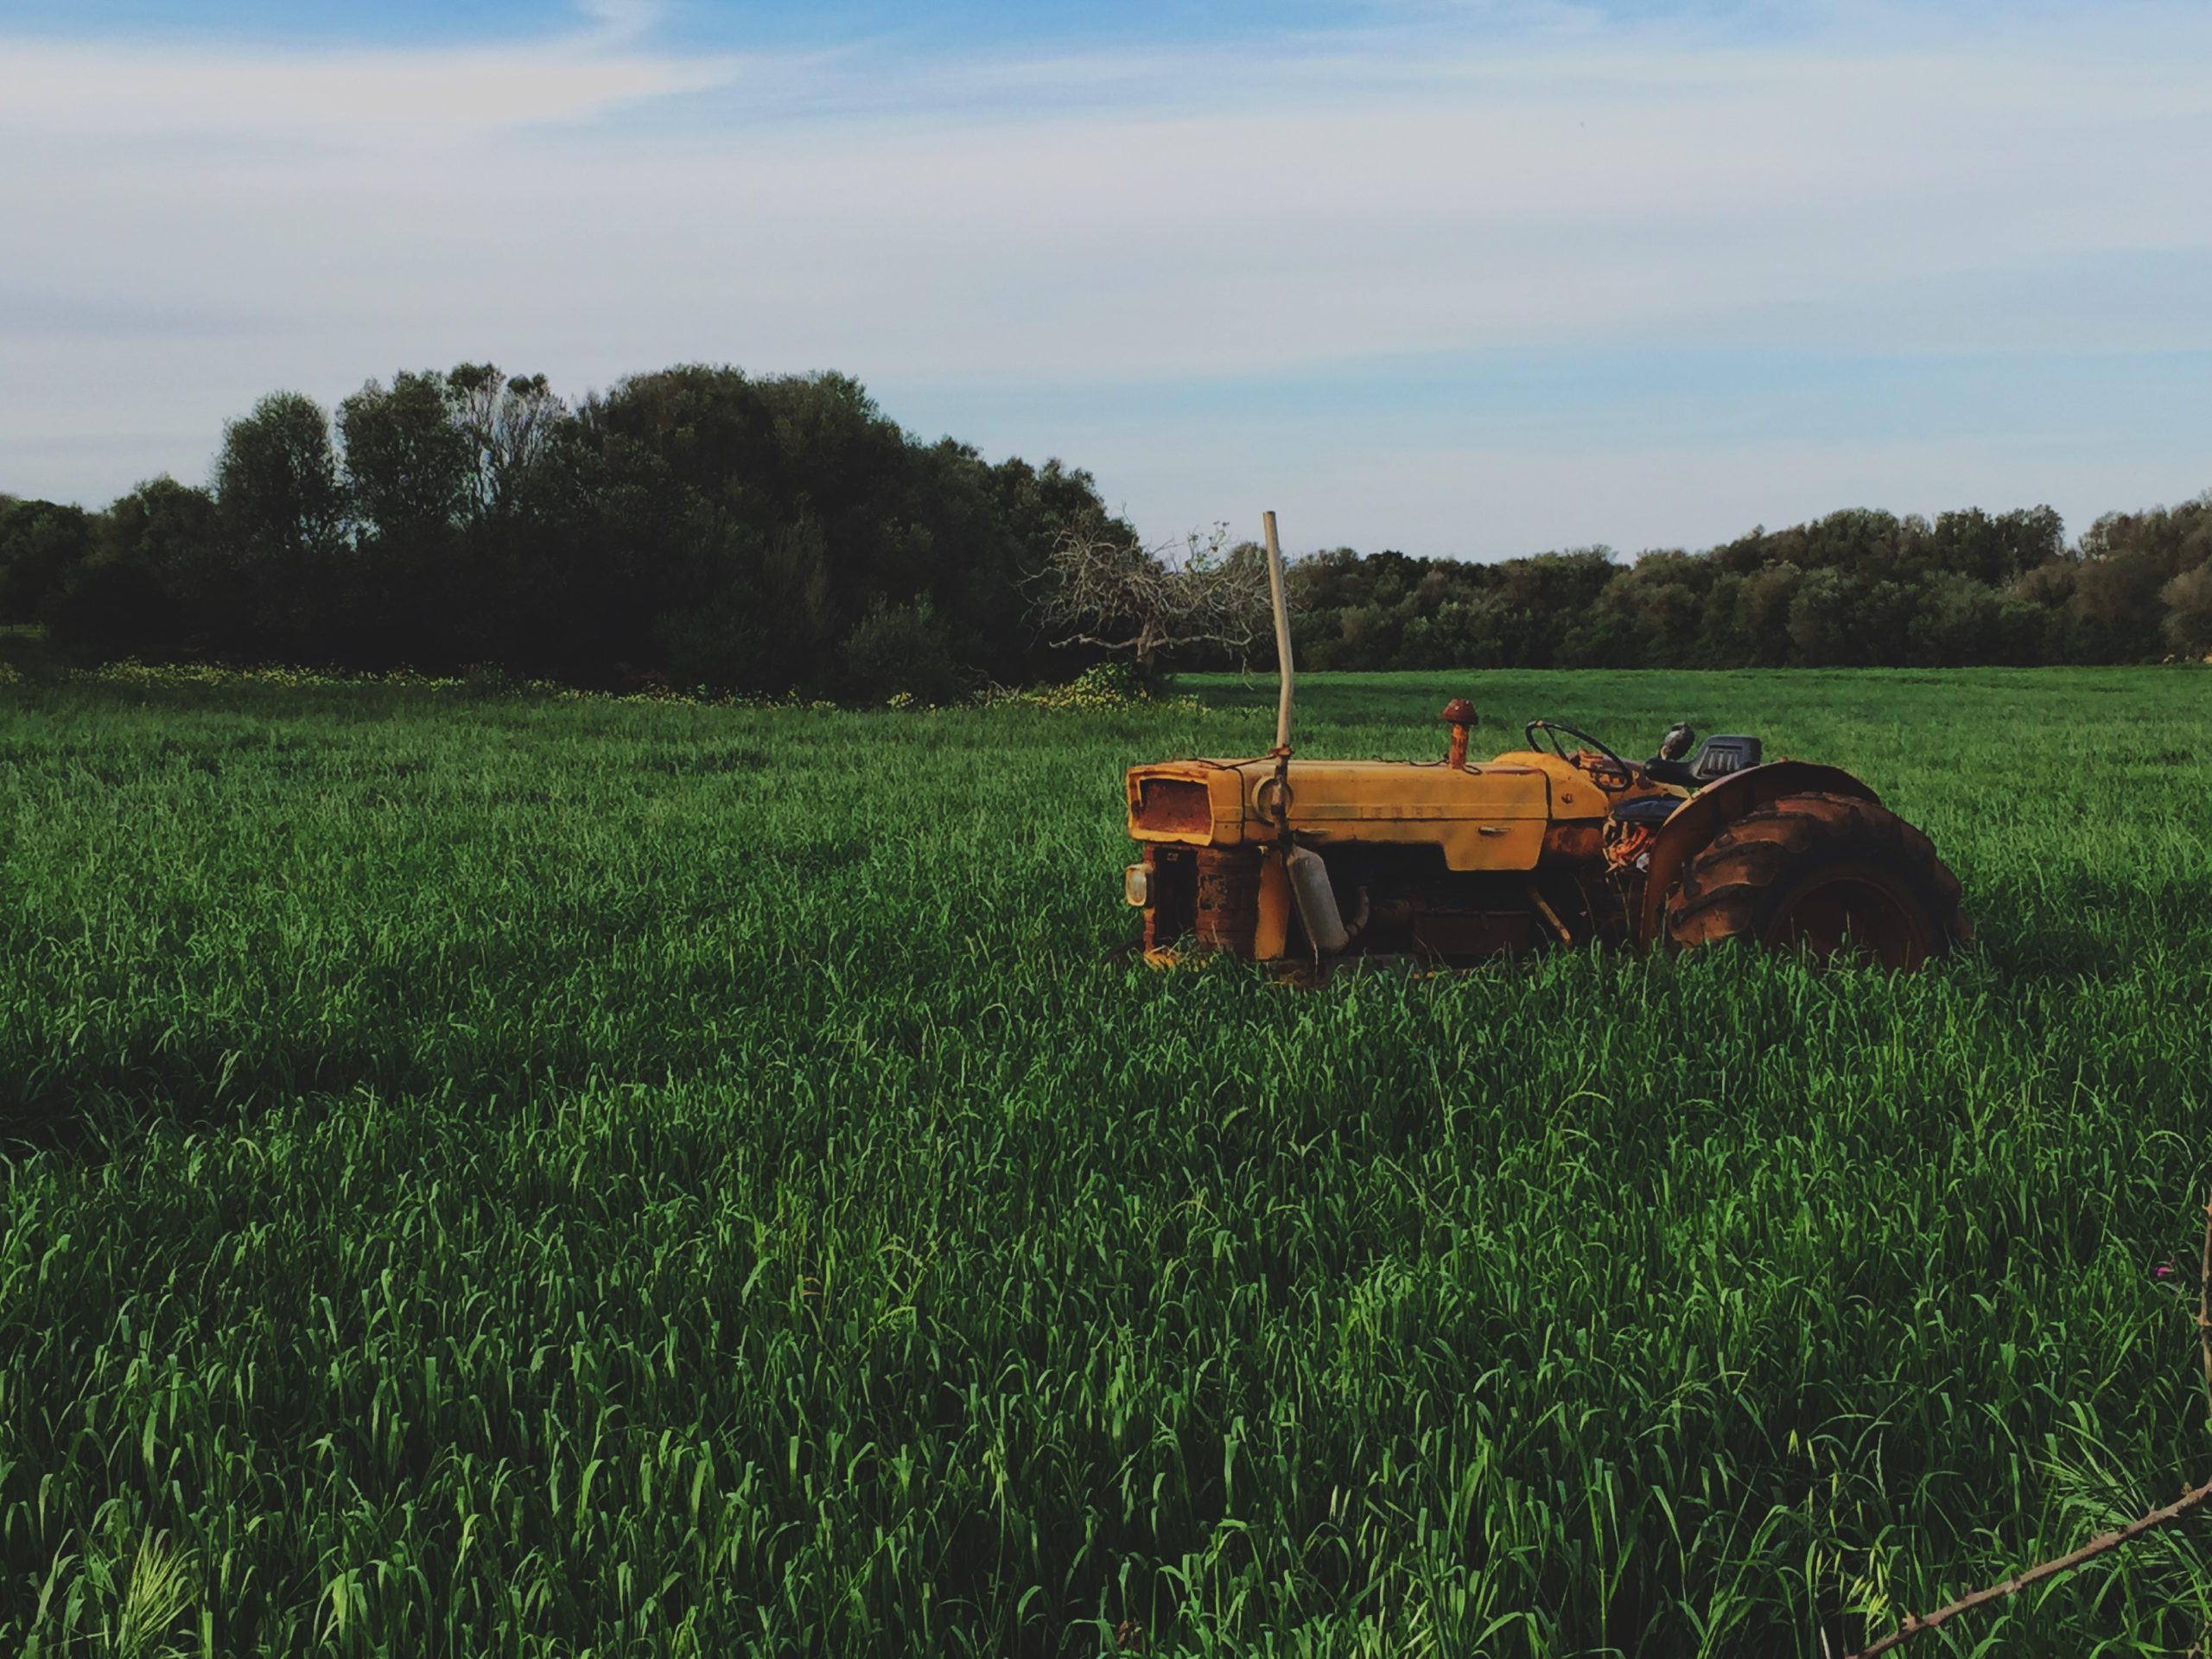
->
xmin=1122 ymin=516 xmax=1967 ymax=972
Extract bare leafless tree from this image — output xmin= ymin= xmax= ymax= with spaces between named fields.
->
xmin=1027 ymin=522 xmax=1277 ymax=674
xmin=447 ymin=364 xmax=565 ymax=516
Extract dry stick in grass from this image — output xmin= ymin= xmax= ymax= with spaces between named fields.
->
xmin=2200 ymin=1192 xmax=2212 ymax=1427
xmin=1848 ymin=1197 xmax=2212 ymax=1659
xmin=1848 ymin=1473 xmax=2212 ymax=1659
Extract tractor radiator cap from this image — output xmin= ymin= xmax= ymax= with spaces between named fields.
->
xmin=1439 ymin=699 xmax=1478 ymax=769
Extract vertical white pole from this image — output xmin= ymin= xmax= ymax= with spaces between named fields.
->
xmin=1262 ymin=510 xmax=1294 ymax=753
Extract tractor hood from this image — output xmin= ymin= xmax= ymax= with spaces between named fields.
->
xmin=1126 ymin=753 xmax=1605 ymax=873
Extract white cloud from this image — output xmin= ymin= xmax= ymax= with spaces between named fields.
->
xmin=576 ymin=0 xmax=664 ymax=46
xmin=0 ymin=2 xmax=742 ymax=145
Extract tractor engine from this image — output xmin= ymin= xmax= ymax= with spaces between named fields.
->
xmin=1135 ymin=840 xmax=1571 ymax=963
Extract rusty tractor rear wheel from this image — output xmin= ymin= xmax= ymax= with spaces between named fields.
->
xmin=1666 ymin=791 xmax=1968 ymax=970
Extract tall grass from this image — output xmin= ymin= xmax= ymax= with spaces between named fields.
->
xmin=2 ymin=667 xmax=2209 ymax=1655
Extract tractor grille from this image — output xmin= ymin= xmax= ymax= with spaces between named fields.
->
xmin=1134 ymin=778 xmax=1213 ymax=834
xmin=1192 ymin=847 xmax=1261 ymax=952
xmin=1140 ymin=844 xmax=1261 ymax=953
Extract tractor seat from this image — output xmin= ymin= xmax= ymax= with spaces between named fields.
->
xmin=1643 ymin=734 xmax=1763 ymax=791
xmin=1689 ymin=734 xmax=1762 ymax=781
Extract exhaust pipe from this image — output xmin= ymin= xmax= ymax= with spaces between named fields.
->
xmin=1286 ymin=844 xmax=1368 ymax=955
xmin=1259 ymin=514 xmax=1369 ymax=959
xmin=1262 ymin=509 xmax=1294 ymax=753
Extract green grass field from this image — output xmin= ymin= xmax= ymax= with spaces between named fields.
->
xmin=3 ymin=665 xmax=2210 ymax=1656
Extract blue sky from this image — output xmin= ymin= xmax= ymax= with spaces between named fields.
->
xmin=1 ymin=0 xmax=2207 ymax=558
xmin=0 ymin=0 xmax=1510 ymax=53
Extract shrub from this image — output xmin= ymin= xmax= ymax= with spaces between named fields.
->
xmin=841 ymin=597 xmax=963 ymax=706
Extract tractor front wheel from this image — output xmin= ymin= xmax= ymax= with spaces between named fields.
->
xmin=1665 ymin=791 xmax=1968 ymax=969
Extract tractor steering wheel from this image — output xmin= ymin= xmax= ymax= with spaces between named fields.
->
xmin=1523 ymin=720 xmax=1636 ymax=791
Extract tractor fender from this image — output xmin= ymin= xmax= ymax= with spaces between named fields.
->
xmin=1635 ymin=761 xmax=1882 ymax=947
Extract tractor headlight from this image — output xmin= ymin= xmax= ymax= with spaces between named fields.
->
xmin=1124 ymin=864 xmax=1151 ymax=907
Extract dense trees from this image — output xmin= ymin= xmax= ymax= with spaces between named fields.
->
xmin=1282 ymin=502 xmax=2211 ymax=672
xmin=1 ymin=364 xmax=2205 ymax=691
xmin=0 ymin=365 xmax=1129 ymax=696
xmin=0 ymin=497 xmax=95 ymax=626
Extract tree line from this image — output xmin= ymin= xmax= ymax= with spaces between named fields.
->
xmin=2 ymin=362 xmax=2206 ymax=695
xmin=0 ymin=365 xmax=1128 ymax=701
xmin=1280 ymin=501 xmax=2212 ymax=672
